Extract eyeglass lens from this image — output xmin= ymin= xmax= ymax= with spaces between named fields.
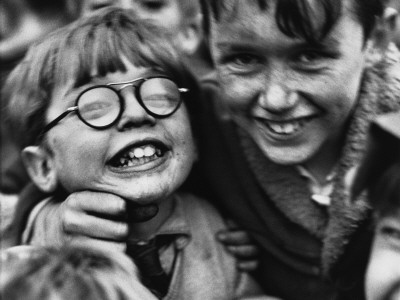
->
xmin=77 ymin=78 xmax=181 ymax=128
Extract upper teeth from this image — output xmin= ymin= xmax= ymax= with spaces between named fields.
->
xmin=119 ymin=145 xmax=158 ymax=165
xmin=268 ymin=121 xmax=302 ymax=135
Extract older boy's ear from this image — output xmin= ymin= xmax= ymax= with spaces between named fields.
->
xmin=22 ymin=146 xmax=58 ymax=193
xmin=178 ymin=13 xmax=203 ymax=55
xmin=371 ymin=7 xmax=398 ymax=51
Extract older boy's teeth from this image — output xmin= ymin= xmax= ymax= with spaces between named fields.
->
xmin=268 ymin=121 xmax=300 ymax=134
xmin=143 ymin=146 xmax=155 ymax=157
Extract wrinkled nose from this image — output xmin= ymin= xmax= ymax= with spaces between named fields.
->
xmin=117 ymin=89 xmax=156 ymax=131
xmin=258 ymin=83 xmax=298 ymax=114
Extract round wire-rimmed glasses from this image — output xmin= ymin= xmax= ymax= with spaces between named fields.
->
xmin=40 ymin=76 xmax=189 ymax=135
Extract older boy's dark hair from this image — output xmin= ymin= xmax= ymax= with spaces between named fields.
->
xmin=3 ymin=7 xmax=201 ymax=149
xmin=200 ymin=0 xmax=385 ymax=43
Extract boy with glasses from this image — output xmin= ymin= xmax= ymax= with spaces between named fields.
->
xmin=3 ymin=8 xmax=264 ymax=299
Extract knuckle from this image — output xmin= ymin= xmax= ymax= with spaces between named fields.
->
xmin=116 ymin=223 xmax=129 ymax=238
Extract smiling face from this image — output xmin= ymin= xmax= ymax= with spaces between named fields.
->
xmin=209 ymin=0 xmax=369 ymax=174
xmin=42 ymin=61 xmax=196 ymax=205
xmin=366 ymin=209 xmax=400 ymax=300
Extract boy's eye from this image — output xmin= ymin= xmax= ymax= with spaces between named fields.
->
xmin=296 ymin=51 xmax=324 ymax=63
xmin=379 ymin=226 xmax=400 ymax=240
xmin=292 ymin=49 xmax=338 ymax=71
xmin=139 ymin=0 xmax=166 ymax=10
xmin=80 ymin=100 xmax=115 ymax=120
xmin=377 ymin=220 xmax=400 ymax=249
xmin=221 ymin=53 xmax=263 ymax=72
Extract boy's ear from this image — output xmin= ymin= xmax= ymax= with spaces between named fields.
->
xmin=22 ymin=146 xmax=58 ymax=193
xmin=178 ymin=13 xmax=203 ymax=55
xmin=371 ymin=7 xmax=398 ymax=51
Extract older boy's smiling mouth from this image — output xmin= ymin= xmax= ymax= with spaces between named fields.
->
xmin=108 ymin=140 xmax=170 ymax=169
xmin=256 ymin=116 xmax=316 ymax=136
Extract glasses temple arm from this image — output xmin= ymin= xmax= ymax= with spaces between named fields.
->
xmin=40 ymin=107 xmax=78 ymax=135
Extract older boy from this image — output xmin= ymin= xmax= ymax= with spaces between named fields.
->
xmin=194 ymin=0 xmax=400 ymax=298
xmin=13 ymin=0 xmax=400 ymax=299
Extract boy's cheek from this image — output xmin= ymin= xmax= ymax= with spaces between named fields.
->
xmin=366 ymin=237 xmax=400 ymax=299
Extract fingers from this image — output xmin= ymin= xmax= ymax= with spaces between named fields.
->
xmin=63 ymin=208 xmax=128 ymax=240
xmin=68 ymin=236 xmax=126 ymax=253
xmin=60 ymin=191 xmax=128 ymax=241
xmin=237 ymin=260 xmax=259 ymax=272
xmin=217 ymin=226 xmax=260 ymax=272
xmin=226 ymin=245 xmax=259 ymax=257
xmin=217 ymin=230 xmax=253 ymax=245
xmin=66 ymin=191 xmax=126 ymax=216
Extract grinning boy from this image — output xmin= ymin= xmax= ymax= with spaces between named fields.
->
xmin=3 ymin=8 xmax=263 ymax=299
xmin=195 ymin=0 xmax=400 ymax=299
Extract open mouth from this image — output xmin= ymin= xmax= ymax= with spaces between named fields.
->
xmin=258 ymin=116 xmax=315 ymax=136
xmin=108 ymin=140 xmax=169 ymax=168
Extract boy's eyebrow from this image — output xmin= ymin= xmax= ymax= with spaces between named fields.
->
xmin=215 ymin=34 xmax=340 ymax=52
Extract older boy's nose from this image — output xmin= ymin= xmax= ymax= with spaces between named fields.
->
xmin=258 ymin=83 xmax=298 ymax=113
xmin=117 ymin=90 xmax=156 ymax=131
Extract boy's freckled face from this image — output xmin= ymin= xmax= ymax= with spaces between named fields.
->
xmin=45 ymin=61 xmax=196 ymax=205
xmin=366 ymin=209 xmax=400 ymax=300
xmin=209 ymin=0 xmax=368 ymax=167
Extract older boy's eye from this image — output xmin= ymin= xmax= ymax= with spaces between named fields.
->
xmin=221 ymin=53 xmax=262 ymax=73
xmin=293 ymin=49 xmax=337 ymax=70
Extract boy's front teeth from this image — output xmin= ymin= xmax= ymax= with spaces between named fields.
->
xmin=268 ymin=121 xmax=301 ymax=134
xmin=129 ymin=145 xmax=157 ymax=159
xmin=114 ymin=145 xmax=163 ymax=167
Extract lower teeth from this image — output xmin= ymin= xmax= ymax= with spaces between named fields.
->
xmin=117 ymin=152 xmax=163 ymax=168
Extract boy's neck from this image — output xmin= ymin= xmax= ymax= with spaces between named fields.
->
xmin=127 ymin=196 xmax=175 ymax=241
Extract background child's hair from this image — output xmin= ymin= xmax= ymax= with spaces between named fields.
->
xmin=0 ymin=245 xmax=156 ymax=300
xmin=369 ymin=160 xmax=400 ymax=217
xmin=3 ymin=7 xmax=201 ymax=149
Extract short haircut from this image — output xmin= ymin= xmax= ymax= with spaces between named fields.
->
xmin=200 ymin=0 xmax=385 ymax=43
xmin=4 ymin=7 xmax=201 ymax=149
xmin=0 ymin=245 xmax=155 ymax=300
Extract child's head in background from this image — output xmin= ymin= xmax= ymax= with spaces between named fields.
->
xmin=351 ymin=112 xmax=400 ymax=300
xmin=79 ymin=0 xmax=203 ymax=55
xmin=0 ymin=245 xmax=156 ymax=300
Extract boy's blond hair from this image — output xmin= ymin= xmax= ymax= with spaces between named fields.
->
xmin=3 ymin=7 xmax=200 ymax=149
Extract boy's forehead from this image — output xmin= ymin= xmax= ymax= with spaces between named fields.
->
xmin=208 ymin=0 xmax=354 ymax=42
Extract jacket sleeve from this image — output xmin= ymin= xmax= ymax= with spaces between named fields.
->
xmin=22 ymin=197 xmax=65 ymax=246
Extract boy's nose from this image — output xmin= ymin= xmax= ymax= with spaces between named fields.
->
xmin=258 ymin=83 xmax=298 ymax=114
xmin=116 ymin=89 xmax=156 ymax=131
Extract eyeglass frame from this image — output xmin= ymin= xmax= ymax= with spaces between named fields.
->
xmin=40 ymin=76 xmax=189 ymax=136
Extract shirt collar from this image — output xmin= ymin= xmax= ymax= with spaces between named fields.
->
xmin=149 ymin=197 xmax=191 ymax=250
xmin=297 ymin=165 xmax=337 ymax=206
